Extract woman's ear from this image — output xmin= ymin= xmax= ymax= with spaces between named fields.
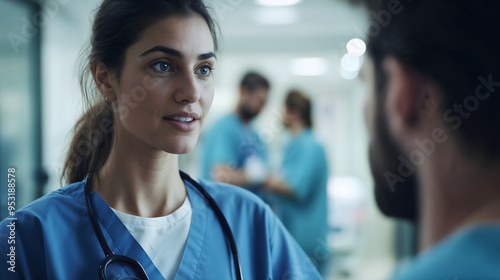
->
xmin=92 ymin=62 xmax=117 ymax=102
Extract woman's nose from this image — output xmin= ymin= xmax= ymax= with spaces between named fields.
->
xmin=174 ymin=72 xmax=200 ymax=104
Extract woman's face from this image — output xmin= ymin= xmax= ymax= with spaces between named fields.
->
xmin=111 ymin=15 xmax=216 ymax=154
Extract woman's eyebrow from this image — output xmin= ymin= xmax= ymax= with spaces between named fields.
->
xmin=199 ymin=52 xmax=217 ymax=60
xmin=140 ymin=46 xmax=216 ymax=60
xmin=140 ymin=46 xmax=182 ymax=58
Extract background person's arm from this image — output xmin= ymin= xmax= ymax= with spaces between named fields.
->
xmin=264 ymin=141 xmax=327 ymax=201
xmin=211 ymin=165 xmax=249 ymax=187
xmin=263 ymin=176 xmax=294 ymax=197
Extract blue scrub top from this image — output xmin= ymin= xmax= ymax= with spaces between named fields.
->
xmin=391 ymin=223 xmax=500 ymax=279
xmin=0 ymin=178 xmax=321 ymax=280
xmin=201 ymin=113 xmax=267 ymax=184
xmin=273 ymin=129 xmax=329 ymax=268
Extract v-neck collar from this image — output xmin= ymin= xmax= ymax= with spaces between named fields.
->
xmin=173 ymin=180 xmax=208 ymax=280
xmin=89 ymin=179 xmax=208 ymax=280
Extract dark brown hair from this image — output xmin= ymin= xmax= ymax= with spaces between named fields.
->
xmin=285 ymin=90 xmax=313 ymax=128
xmin=61 ymin=0 xmax=219 ymax=185
xmin=368 ymin=0 xmax=500 ymax=162
xmin=240 ymin=72 xmax=270 ymax=92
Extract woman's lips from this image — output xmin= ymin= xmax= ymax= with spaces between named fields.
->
xmin=162 ymin=117 xmax=198 ymax=132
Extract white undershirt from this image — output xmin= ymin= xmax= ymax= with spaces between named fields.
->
xmin=111 ymin=197 xmax=192 ymax=280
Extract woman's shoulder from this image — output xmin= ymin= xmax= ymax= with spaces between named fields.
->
xmin=0 ymin=181 xmax=89 ymax=274
xmin=197 ymin=179 xmax=265 ymax=201
xmin=192 ymin=179 xmax=281 ymax=238
xmin=2 ymin=181 xmax=86 ymax=224
xmin=194 ymin=179 xmax=270 ymax=212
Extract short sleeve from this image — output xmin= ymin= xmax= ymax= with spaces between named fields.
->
xmin=0 ymin=245 xmax=21 ymax=280
xmin=0 ymin=212 xmax=47 ymax=280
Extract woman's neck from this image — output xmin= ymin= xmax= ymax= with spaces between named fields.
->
xmin=93 ymin=137 xmax=187 ymax=217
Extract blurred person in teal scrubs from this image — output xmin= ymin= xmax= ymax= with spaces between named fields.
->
xmin=263 ymin=90 xmax=330 ymax=275
xmin=364 ymin=0 xmax=500 ymax=279
xmin=201 ymin=72 xmax=269 ymax=194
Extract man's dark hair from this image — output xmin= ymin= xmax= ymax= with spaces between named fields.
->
xmin=368 ymin=0 xmax=500 ymax=163
xmin=365 ymin=0 xmax=500 ymax=221
xmin=240 ymin=72 xmax=270 ymax=92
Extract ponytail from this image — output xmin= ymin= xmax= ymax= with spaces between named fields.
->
xmin=61 ymin=101 xmax=114 ymax=185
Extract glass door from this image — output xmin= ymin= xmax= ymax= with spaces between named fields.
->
xmin=0 ymin=0 xmax=45 ymax=219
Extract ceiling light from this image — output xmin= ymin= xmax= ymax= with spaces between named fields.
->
xmin=253 ymin=8 xmax=298 ymax=25
xmin=339 ymin=66 xmax=359 ymax=80
xmin=346 ymin=38 xmax=366 ymax=56
xmin=340 ymin=54 xmax=362 ymax=72
xmin=290 ymin=58 xmax=328 ymax=76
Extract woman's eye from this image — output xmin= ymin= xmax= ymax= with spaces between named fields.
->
xmin=152 ymin=62 xmax=171 ymax=72
xmin=197 ymin=65 xmax=212 ymax=76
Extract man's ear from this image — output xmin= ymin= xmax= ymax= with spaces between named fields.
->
xmin=92 ymin=62 xmax=116 ymax=101
xmin=383 ymin=57 xmax=438 ymax=139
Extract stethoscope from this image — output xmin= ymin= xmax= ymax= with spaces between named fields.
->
xmin=84 ymin=171 xmax=243 ymax=280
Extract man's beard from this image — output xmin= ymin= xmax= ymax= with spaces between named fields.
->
xmin=368 ymin=64 xmax=419 ymax=222
xmin=368 ymin=122 xmax=418 ymax=222
xmin=240 ymin=105 xmax=259 ymax=122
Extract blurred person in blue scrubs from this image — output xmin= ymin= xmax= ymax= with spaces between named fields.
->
xmin=201 ymin=72 xmax=269 ymax=194
xmin=364 ymin=0 xmax=500 ymax=278
xmin=0 ymin=1 xmax=321 ymax=279
xmin=263 ymin=90 xmax=330 ymax=275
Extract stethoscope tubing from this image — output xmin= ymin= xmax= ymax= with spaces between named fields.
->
xmin=84 ymin=171 xmax=243 ymax=280
xmin=180 ymin=171 xmax=243 ymax=280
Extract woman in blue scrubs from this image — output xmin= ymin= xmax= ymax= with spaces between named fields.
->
xmin=263 ymin=91 xmax=330 ymax=275
xmin=0 ymin=1 xmax=320 ymax=279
